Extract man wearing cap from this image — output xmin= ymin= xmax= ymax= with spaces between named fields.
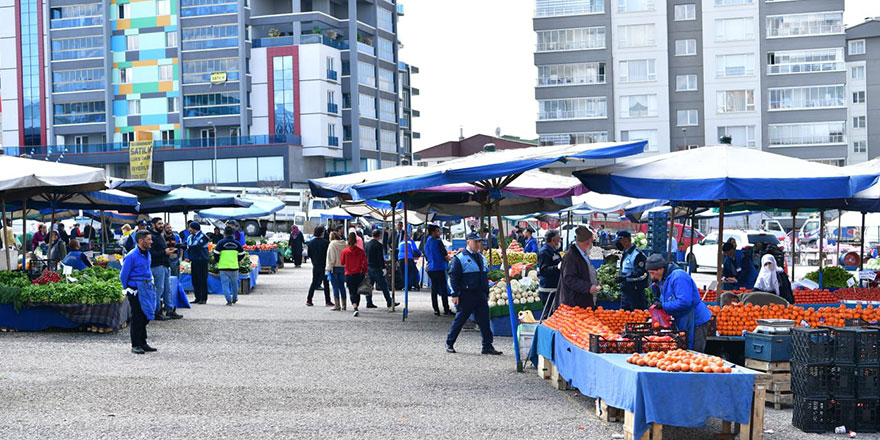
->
xmin=227 ymin=220 xmax=246 ymax=247
xmin=553 ymin=226 xmax=600 ymax=310
xmin=523 ymin=227 xmax=538 ymax=253
xmin=185 ymin=222 xmax=211 ymax=304
xmin=646 ymin=254 xmax=712 ymax=352
xmin=722 ymin=241 xmax=756 ymax=290
xmin=614 ymin=230 xmax=649 ymax=311
xmin=124 ymin=220 xmax=149 ymax=253
xmin=445 ymin=232 xmax=502 ymax=355
xmin=536 ymin=230 xmax=562 ymax=306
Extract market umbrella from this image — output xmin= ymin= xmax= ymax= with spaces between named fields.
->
xmin=134 ymin=187 xmax=252 ymax=214
xmin=108 ymin=179 xmax=172 ymax=198
xmin=197 ymin=196 xmax=284 ymax=220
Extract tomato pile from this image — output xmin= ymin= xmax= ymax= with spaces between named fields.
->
xmin=627 ymin=350 xmax=733 ymax=373
xmin=793 ymin=289 xmax=837 ymax=304
xmin=32 ymin=270 xmax=62 ymax=285
xmin=243 ymin=244 xmax=278 ymax=251
xmin=833 ymin=287 xmax=880 ymax=302
xmin=708 ymin=303 xmax=880 ymax=336
xmin=543 ymin=305 xmax=651 ymax=352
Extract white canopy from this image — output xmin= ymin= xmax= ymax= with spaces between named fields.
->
xmin=0 ymin=155 xmax=106 ymax=200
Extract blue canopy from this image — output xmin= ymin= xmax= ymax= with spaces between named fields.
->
xmin=108 ymin=179 xmax=172 ymax=197
xmin=82 ymin=210 xmax=142 ymax=224
xmin=574 ymin=145 xmax=880 ymax=203
xmin=8 ymin=189 xmax=139 ymax=211
xmin=309 ymin=141 xmax=647 ymax=200
xmin=134 ymin=188 xmax=252 ymax=214
xmin=197 ymin=197 xmax=285 ymax=220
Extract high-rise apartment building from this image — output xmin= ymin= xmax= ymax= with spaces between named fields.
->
xmin=534 ymin=0 xmax=873 ymax=165
xmin=0 ymin=0 xmax=418 ymax=186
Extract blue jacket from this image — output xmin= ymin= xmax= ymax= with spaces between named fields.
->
xmin=424 ymin=236 xmax=448 ymax=272
xmin=61 ymin=251 xmax=88 ymax=271
xmin=524 ymin=237 xmax=538 ymax=253
xmin=536 ymin=243 xmax=561 ymax=288
xmin=448 ymin=249 xmax=489 ymax=298
xmin=654 ymin=263 xmax=712 ymax=349
xmin=723 ymin=252 xmax=757 ymax=290
xmin=235 ymin=230 xmax=246 ymax=247
xmin=397 ymin=239 xmax=421 ymax=260
xmin=186 ymin=231 xmax=211 ymax=261
xmin=120 ymin=247 xmax=153 ymax=290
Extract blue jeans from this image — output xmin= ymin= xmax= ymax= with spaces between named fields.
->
xmin=330 ymin=267 xmax=346 ymax=300
xmin=150 ymin=266 xmax=173 ymax=313
xmin=220 ymin=270 xmax=238 ymax=302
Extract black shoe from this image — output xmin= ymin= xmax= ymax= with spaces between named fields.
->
xmin=141 ymin=344 xmax=157 ymax=352
xmin=198 ymin=300 xmax=207 ymax=305
xmin=446 ymin=345 xmax=456 ymax=353
xmin=154 ymin=314 xmax=169 ymax=321
xmin=131 ymin=346 xmax=145 ymax=354
xmin=233 ymin=299 xmax=238 ymax=304
xmin=444 ymin=310 xmax=454 ymax=316
xmin=481 ymin=348 xmax=503 ymax=355
xmin=167 ymin=311 xmax=183 ymax=320
xmin=434 ymin=311 xmax=441 ymax=316
xmin=366 ymin=304 xmax=378 ymax=309
xmin=226 ymin=301 xmax=233 ymax=306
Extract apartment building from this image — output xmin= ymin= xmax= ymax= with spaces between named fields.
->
xmin=534 ymin=0 xmax=871 ymax=164
xmin=0 ymin=0 xmax=418 ymax=186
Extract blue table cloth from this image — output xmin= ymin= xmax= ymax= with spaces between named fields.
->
xmin=169 ymin=276 xmax=191 ymax=309
xmin=531 ymin=325 xmax=757 ymax=440
xmin=0 ymin=300 xmax=131 ymax=331
xmin=249 ymin=250 xmax=278 ymax=271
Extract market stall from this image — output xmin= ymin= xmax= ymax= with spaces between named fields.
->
xmin=179 ymin=254 xmax=260 ymax=295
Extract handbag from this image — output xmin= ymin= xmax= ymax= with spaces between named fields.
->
xmin=357 ymin=274 xmax=373 ymax=295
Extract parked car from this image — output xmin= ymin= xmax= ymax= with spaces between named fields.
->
xmin=689 ymin=229 xmax=780 ymax=273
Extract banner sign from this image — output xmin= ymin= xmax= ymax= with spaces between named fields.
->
xmin=210 ymin=72 xmax=227 ymax=84
xmin=129 ymin=140 xmax=153 ymax=180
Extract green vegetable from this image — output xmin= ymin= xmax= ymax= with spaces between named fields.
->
xmin=597 ymin=263 xmax=621 ymax=302
xmin=0 ymin=271 xmax=30 ymax=289
xmin=487 ymin=269 xmax=505 ymax=282
xmin=805 ymin=266 xmax=854 ymax=288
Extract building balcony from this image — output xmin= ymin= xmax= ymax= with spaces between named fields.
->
xmin=396 ymin=3 xmax=404 ymax=16
xmin=327 ymin=69 xmax=338 ymax=81
xmin=4 ymin=135 xmax=302 ymax=156
xmin=357 ymin=41 xmax=375 ymax=56
xmin=253 ymin=34 xmax=350 ymax=50
xmin=328 ymin=103 xmax=339 ymax=114
xmin=180 ymin=3 xmax=237 ymax=17
xmin=329 ymin=136 xmax=339 ymax=147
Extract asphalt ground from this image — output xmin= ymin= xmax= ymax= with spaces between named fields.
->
xmin=0 ymin=264 xmax=842 ymax=439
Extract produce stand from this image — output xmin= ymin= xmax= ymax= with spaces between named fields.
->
xmin=249 ymin=250 xmax=278 ymax=273
xmin=530 ymin=324 xmax=771 ymax=440
xmin=0 ymin=300 xmax=130 ymax=332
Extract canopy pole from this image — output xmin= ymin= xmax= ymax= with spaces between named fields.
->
xmin=495 ymin=199 xmax=523 ymax=373
xmin=21 ymin=200 xmax=27 ymax=273
xmin=819 ymin=210 xmax=826 ymax=289
xmin=667 ymin=204 xmax=675 ymax=263
xmin=2 ymin=199 xmax=10 ymax=271
xmin=567 ymin=211 xmax=572 ymax=250
xmin=716 ymin=200 xmax=726 ymax=294
xmin=403 ymin=202 xmax=409 ymax=322
xmin=688 ymin=208 xmax=696 ymax=274
xmin=836 ymin=212 xmax=841 ymax=268
xmin=791 ymin=210 xmax=798 ymax=281
xmin=860 ymin=212 xmax=866 ymax=272
xmin=101 ymin=210 xmax=107 ymax=255
xmin=390 ymin=206 xmax=396 ymax=312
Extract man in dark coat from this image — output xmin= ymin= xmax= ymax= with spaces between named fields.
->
xmin=553 ymin=226 xmax=600 ymax=310
xmin=306 ymin=226 xmax=332 ymax=306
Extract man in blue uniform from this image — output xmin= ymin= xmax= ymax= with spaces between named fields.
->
xmin=445 ymin=232 xmax=502 ymax=355
xmin=614 ymin=230 xmax=649 ymax=310
xmin=722 ymin=242 xmax=757 ymax=290
xmin=185 ymin=222 xmax=211 ymax=304
xmin=523 ymin=227 xmax=538 ymax=253
xmin=425 ymin=225 xmax=452 ymax=316
xmin=124 ymin=220 xmax=149 ymax=253
xmin=120 ymin=230 xmax=158 ymax=354
xmin=646 ymin=255 xmax=712 ymax=352
xmin=536 ymin=230 xmax=562 ymax=306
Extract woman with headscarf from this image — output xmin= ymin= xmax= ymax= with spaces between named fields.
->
xmin=289 ymin=225 xmax=305 ymax=267
xmin=47 ymin=230 xmax=67 ymax=270
xmin=754 ymin=254 xmax=795 ymax=304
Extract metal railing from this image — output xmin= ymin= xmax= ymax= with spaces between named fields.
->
xmin=3 ymin=135 xmax=302 ymax=156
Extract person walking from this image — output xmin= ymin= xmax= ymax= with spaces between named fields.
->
xmin=306 ymin=226 xmax=333 ymax=307
xmin=149 ymin=218 xmax=182 ymax=320
xmin=214 ymin=227 xmax=246 ymax=306
xmin=646 ymin=254 xmax=712 ymax=352
xmin=325 ymin=232 xmax=347 ymax=310
xmin=185 ymin=222 xmax=211 ymax=304
xmin=445 ymin=232 xmax=502 ymax=355
xmin=340 ymin=232 xmax=368 ymax=317
xmin=614 ymin=230 xmax=649 ymax=311
xmin=289 ymin=225 xmax=305 ymax=267
xmin=553 ymin=227 xmax=600 ymax=310
xmin=365 ymin=229 xmax=397 ymax=311
xmin=120 ymin=230 xmax=158 ymax=354
xmin=536 ymin=230 xmax=562 ymax=307
xmin=425 ymin=225 xmax=452 ymax=316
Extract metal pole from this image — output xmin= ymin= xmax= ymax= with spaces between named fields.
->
xmin=860 ymin=212 xmax=866 ymax=272
xmin=403 ymin=202 xmax=409 ymax=322
xmin=689 ymin=208 xmax=696 ymax=274
xmin=495 ymin=199 xmax=523 ymax=372
xmin=101 ymin=210 xmax=107 ymax=255
xmin=715 ymin=200 xmax=726 ymax=293
xmin=836 ymin=212 xmax=842 ymax=267
xmin=819 ymin=210 xmax=825 ymax=289
xmin=390 ymin=206 xmax=396 ymax=312
xmin=2 ymin=199 xmax=10 ymax=271
xmin=567 ymin=211 xmax=572 ymax=250
xmin=791 ymin=210 xmax=797 ymax=281
xmin=21 ymin=200 xmax=27 ymax=273
xmin=667 ymin=204 xmax=675 ymax=262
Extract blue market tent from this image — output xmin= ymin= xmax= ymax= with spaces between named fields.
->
xmin=197 ymin=196 xmax=284 ymax=220
xmin=134 ymin=188 xmax=252 ymax=214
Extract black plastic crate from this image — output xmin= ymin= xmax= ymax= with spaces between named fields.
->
xmin=640 ymin=332 xmax=688 ymax=353
xmin=624 ymin=322 xmax=679 ymax=336
xmin=589 ymin=333 xmax=641 ymax=354
xmin=792 ymin=363 xmax=832 ymax=397
xmin=856 ymin=365 xmax=880 ymax=398
xmin=793 ymin=395 xmax=833 ymax=433
xmin=792 ymin=327 xmax=834 ymax=365
xmin=831 ymin=365 xmax=856 ymax=398
xmin=830 ymin=327 xmax=880 ymax=365
xmin=833 ymin=399 xmax=880 ymax=432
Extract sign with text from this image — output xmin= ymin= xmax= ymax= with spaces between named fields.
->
xmin=129 ymin=140 xmax=153 ymax=180
xmin=210 ymin=71 xmax=227 ymax=84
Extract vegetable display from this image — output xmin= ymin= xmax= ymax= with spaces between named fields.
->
xmin=597 ymin=264 xmax=621 ymax=302
xmin=0 ymin=266 xmax=123 ymax=311
xmin=805 ymin=266 xmax=854 ymax=288
xmin=488 ymin=272 xmax=540 ymax=307
xmin=543 ymin=304 xmax=650 ymax=352
xmin=708 ymin=303 xmax=880 ymax=336
xmin=244 ymin=244 xmax=279 ymax=251
xmin=0 ymin=271 xmax=30 ymax=288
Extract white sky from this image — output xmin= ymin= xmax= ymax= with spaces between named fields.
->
xmin=398 ymin=1 xmax=880 ymax=152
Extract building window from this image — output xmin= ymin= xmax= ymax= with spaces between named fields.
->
xmin=676 ymin=109 xmax=698 ymax=126
xmin=715 ymin=53 xmax=755 ymax=78
xmin=166 ymin=32 xmax=178 ymax=47
xmin=535 ymin=0 xmax=604 ymax=17
xmin=768 ymin=122 xmax=845 ymax=146
xmin=619 ymin=59 xmax=655 ymax=83
xmin=328 ymin=124 xmax=336 ymax=138
xmin=854 ymin=140 xmax=867 ymax=153
xmin=183 ymin=92 xmax=241 ymax=117
xmin=271 ymin=56 xmax=295 ymax=134
xmin=766 ymin=12 xmax=844 ymax=38
xmin=73 ymin=136 xmax=87 ymax=148
xmin=49 ymin=3 xmax=103 ymax=29
xmin=536 ymin=27 xmax=606 ymax=52
xmin=128 ymin=99 xmax=140 ymax=115
xmin=767 ymin=48 xmax=844 ymax=75
xmin=182 ymin=58 xmax=239 ymax=84
xmin=181 ymin=24 xmax=239 ymax=51
xmin=674 ymin=39 xmax=697 ymax=56
xmin=854 ymin=116 xmax=867 ymax=129
xmin=199 ymin=128 xmax=215 ymax=146
xmin=717 ymin=90 xmax=755 ymax=113
xmin=378 ymin=37 xmax=394 ymax=62
xmin=378 ymin=7 xmax=393 ymax=32
xmin=359 ymin=126 xmax=377 ymax=149
xmin=118 ymin=3 xmax=129 ymax=19
xmin=853 ymin=91 xmax=866 ymax=104
xmin=617 ymin=0 xmax=654 ymax=13
xmin=122 ymin=132 xmax=135 ymax=144
xmin=358 ymin=61 xmax=376 ymax=87
xmin=51 ymin=36 xmax=104 ymax=61
xmin=378 ymin=68 xmax=395 ymax=92
xmin=852 ymin=66 xmax=866 ymax=80
xmin=538 ymin=97 xmax=607 ymax=120
xmin=380 ymin=129 xmax=396 ymax=152
xmin=180 ymin=0 xmax=238 ymax=17
xmin=379 ymin=98 xmax=396 ymax=122
xmin=53 ymin=68 xmax=105 ymax=92
xmin=715 ymin=18 xmax=754 ymax=42
xmin=849 ymin=40 xmax=866 ymax=56
xmin=715 ymin=0 xmax=752 ymax=4
xmin=167 ymin=97 xmax=177 ymax=112
xmin=359 ymin=94 xmax=376 ymax=119
xmin=159 ymin=64 xmax=174 ymax=81
xmin=620 ymin=95 xmax=658 ymax=118
xmin=618 ymin=24 xmax=655 ymax=48
xmin=675 ymin=74 xmax=697 ymax=91
xmin=120 ymin=67 xmax=132 ymax=83
xmin=157 ymin=0 xmax=170 ymax=15
xmin=620 ymin=129 xmax=658 ymax=151
xmin=674 ymin=4 xmax=695 ymax=21
xmin=539 ymin=132 xmax=609 ymax=146
xmin=328 ymin=90 xmax=336 ymax=106
xmin=768 ymin=85 xmax=845 ymax=111
xmin=161 ymin=130 xmax=175 ymax=144
xmin=537 ymin=62 xmax=605 ymax=86
xmin=717 ymin=126 xmax=756 ymax=148
xmin=126 ymin=35 xmax=139 ymax=51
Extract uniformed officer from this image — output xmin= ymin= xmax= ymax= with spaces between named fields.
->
xmin=445 ymin=232 xmax=502 ymax=355
xmin=614 ymin=230 xmax=649 ymax=310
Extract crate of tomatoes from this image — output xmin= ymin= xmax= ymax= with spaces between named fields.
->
xmin=589 ymin=333 xmax=641 ymax=354
xmin=641 ymin=333 xmax=688 ymax=352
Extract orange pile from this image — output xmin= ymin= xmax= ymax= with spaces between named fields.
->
xmin=543 ymin=305 xmax=650 ymax=350
xmin=627 ymin=350 xmax=733 ymax=373
xmin=709 ymin=303 xmax=880 ymax=336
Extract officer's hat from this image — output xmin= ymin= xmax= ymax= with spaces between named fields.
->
xmin=466 ymin=232 xmax=482 ymax=241
xmin=615 ymin=230 xmax=631 ymax=241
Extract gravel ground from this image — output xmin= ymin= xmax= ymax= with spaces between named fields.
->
xmin=0 ymin=264 xmax=842 ymax=439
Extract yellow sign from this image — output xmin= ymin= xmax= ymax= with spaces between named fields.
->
xmin=210 ymin=72 xmax=227 ymax=84
xmin=129 ymin=140 xmax=153 ymax=180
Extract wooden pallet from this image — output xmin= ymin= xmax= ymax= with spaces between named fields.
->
xmin=596 ymin=398 xmax=625 ymax=423
xmin=745 ymin=359 xmax=792 ymax=409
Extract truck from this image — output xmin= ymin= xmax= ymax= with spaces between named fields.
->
xmin=206 ymin=186 xmax=333 ymax=237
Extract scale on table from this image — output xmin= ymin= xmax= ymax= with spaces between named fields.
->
xmin=754 ymin=319 xmax=796 ymax=334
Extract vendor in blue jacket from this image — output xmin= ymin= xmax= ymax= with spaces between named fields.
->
xmin=646 ymin=254 xmax=712 ymax=352
xmin=523 ymin=227 xmax=538 ymax=253
xmin=424 ymin=225 xmax=452 ymax=315
xmin=120 ymin=230 xmax=158 ymax=355
xmin=722 ymin=241 xmax=756 ymax=290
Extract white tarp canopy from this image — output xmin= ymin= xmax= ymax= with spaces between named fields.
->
xmin=0 ymin=155 xmax=107 ymax=199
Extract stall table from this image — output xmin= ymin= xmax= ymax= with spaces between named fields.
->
xmin=0 ymin=300 xmax=130 ymax=332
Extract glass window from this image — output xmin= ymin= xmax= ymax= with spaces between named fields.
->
xmin=378 ymin=68 xmax=395 ymax=92
xmin=182 ymin=58 xmax=239 ymax=84
xmin=716 ymin=90 xmax=755 ymax=113
xmin=180 ymin=0 xmax=237 ymax=17
xmin=215 ymin=158 xmax=236 ymax=181
xmin=51 ymin=36 xmax=104 ymax=60
xmin=767 ymin=48 xmax=844 ymax=75
xmin=271 ymin=56 xmax=295 ymax=134
xmin=715 ymin=0 xmax=752 ymax=4
xmin=127 ymin=35 xmax=139 ymax=51
xmin=358 ymin=61 xmax=376 ymax=87
xmin=620 ymin=129 xmax=658 ymax=151
xmin=128 ymin=99 xmax=140 ymax=115
xmin=379 ymin=98 xmax=396 ymax=122
xmin=675 ymin=39 xmax=697 ymax=56
xmin=767 ymin=12 xmax=844 ymax=38
xmin=181 ymin=24 xmax=238 ymax=50
xmin=675 ymin=74 xmax=697 ymax=91
xmin=715 ymin=53 xmax=755 ymax=78
xmin=378 ymin=37 xmax=394 ymax=62
xmin=620 ymin=95 xmax=658 ymax=118
xmin=52 ymin=68 xmax=105 ymax=92
xmin=619 ymin=59 xmax=655 ymax=83
xmin=258 ymin=157 xmax=284 ymax=181
xmin=854 ymin=140 xmax=867 ymax=153
xmin=674 ymin=4 xmax=695 ymax=21
xmin=853 ymin=91 xmax=866 ymax=104
xmin=617 ymin=0 xmax=654 ymax=13
xmin=118 ymin=3 xmax=129 ymax=19
xmin=120 ymin=67 xmax=132 ymax=83
xmin=768 ymin=122 xmax=845 ymax=146
xmin=535 ymin=0 xmax=604 ymax=17
xmin=849 ymin=40 xmax=866 ymax=56
xmin=166 ymin=32 xmax=178 ymax=48
xmin=618 ymin=24 xmax=655 ymax=48
xmin=167 ymin=97 xmax=177 ymax=112
xmin=193 ymin=160 xmax=215 ymax=184
xmin=715 ymin=18 xmax=754 ymax=42
xmin=854 ymin=116 xmax=867 ymax=128
xmin=359 ymin=94 xmax=376 ymax=118
xmin=49 ymin=3 xmax=103 ymax=29
xmin=537 ymin=62 xmax=605 ymax=86
xmin=717 ymin=126 xmax=756 ymax=148
xmin=538 ymin=132 xmax=609 ymax=146
xmin=378 ymin=8 xmax=393 ymax=32
xmin=852 ymin=66 xmax=866 ymax=80
xmin=53 ymin=101 xmax=106 ymax=124
xmin=164 ymin=161 xmax=194 ymax=185
xmin=359 ymin=126 xmax=377 ymax=149
xmin=238 ymin=157 xmax=257 ymax=182
xmin=538 ymin=97 xmax=607 ymax=120
xmin=157 ymin=0 xmax=170 ymax=15
xmin=159 ymin=64 xmax=174 ymax=81
xmin=536 ymin=27 xmax=606 ymax=51
xmin=677 ymin=110 xmax=698 ymax=126
xmin=183 ymin=92 xmax=241 ymax=117
xmin=380 ymin=129 xmax=396 ymax=152
xmin=768 ymin=85 xmax=845 ymax=111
